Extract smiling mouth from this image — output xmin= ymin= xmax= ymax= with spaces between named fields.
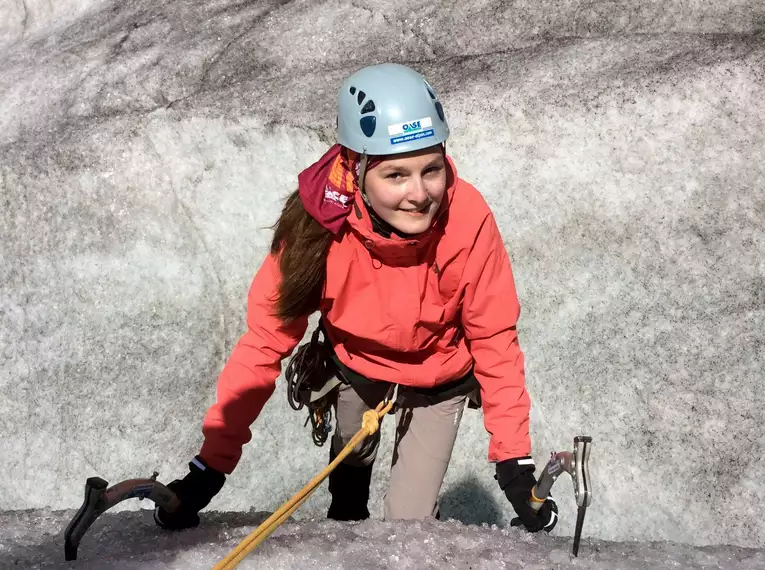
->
xmin=399 ymin=203 xmax=431 ymax=214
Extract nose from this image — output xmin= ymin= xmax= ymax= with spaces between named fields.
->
xmin=406 ymin=176 xmax=429 ymax=204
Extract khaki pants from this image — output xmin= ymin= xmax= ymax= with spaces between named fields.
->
xmin=331 ymin=379 xmax=467 ymax=520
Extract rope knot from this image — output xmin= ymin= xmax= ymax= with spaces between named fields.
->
xmin=361 ymin=410 xmax=380 ymax=436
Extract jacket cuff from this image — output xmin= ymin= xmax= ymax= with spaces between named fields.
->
xmin=494 ymin=456 xmax=536 ymax=490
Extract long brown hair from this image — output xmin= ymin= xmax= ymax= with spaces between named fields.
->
xmin=270 ymin=189 xmax=334 ymax=322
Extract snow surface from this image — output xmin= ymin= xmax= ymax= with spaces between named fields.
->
xmin=1 ymin=0 xmax=765 ymax=568
xmin=3 ymin=509 xmax=765 ymax=569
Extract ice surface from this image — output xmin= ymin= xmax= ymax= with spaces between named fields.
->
xmin=2 ymin=509 xmax=765 ymax=569
xmin=1 ymin=0 xmax=764 ymax=566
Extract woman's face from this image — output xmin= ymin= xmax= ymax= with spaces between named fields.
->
xmin=363 ymin=146 xmax=447 ymax=235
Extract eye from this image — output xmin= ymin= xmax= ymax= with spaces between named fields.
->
xmin=386 ymin=172 xmax=403 ymax=180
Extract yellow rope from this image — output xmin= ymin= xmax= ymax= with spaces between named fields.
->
xmin=212 ymin=398 xmax=394 ymax=570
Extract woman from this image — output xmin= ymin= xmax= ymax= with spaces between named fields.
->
xmin=155 ymin=63 xmax=558 ymax=533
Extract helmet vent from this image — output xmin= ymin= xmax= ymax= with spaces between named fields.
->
xmin=360 ymin=116 xmax=376 ymax=137
xmin=361 ymin=100 xmax=375 ymax=114
xmin=427 ymin=88 xmax=436 ymax=100
xmin=435 ymin=102 xmax=445 ymax=122
xmin=349 ymin=86 xmax=357 ymax=95
xmin=357 ymin=90 xmax=366 ymax=105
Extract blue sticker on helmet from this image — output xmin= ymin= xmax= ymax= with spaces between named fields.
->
xmin=390 ymin=129 xmax=435 ymax=145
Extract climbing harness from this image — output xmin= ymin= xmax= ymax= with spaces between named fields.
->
xmin=284 ymin=322 xmax=482 ymax=450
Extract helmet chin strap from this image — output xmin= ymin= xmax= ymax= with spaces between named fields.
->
xmin=358 ymin=153 xmax=372 ymax=206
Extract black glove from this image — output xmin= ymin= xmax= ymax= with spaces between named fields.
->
xmin=154 ymin=456 xmax=226 ymax=530
xmin=495 ymin=456 xmax=558 ymax=533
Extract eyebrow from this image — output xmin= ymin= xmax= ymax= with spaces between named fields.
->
xmin=379 ymin=158 xmax=444 ymax=172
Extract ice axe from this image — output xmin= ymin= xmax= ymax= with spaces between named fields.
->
xmin=63 ymin=471 xmax=179 ymax=561
xmin=529 ymin=435 xmax=593 ymax=557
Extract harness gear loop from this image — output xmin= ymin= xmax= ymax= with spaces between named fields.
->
xmin=213 ymin=395 xmax=397 ymax=570
xmin=284 ymin=326 xmax=338 ymax=446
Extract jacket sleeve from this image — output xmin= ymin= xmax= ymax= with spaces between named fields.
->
xmin=460 ymin=213 xmax=532 ymax=463
xmin=199 ymin=252 xmax=309 ymax=474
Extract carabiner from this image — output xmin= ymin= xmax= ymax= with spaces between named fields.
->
xmin=383 ymin=383 xmax=399 ymax=407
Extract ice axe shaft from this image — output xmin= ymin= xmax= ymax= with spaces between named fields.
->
xmin=573 ymin=504 xmax=587 ymax=557
xmin=529 ymin=436 xmax=593 ymax=557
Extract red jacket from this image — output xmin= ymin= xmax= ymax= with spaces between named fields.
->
xmin=199 ymin=158 xmax=532 ymax=474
